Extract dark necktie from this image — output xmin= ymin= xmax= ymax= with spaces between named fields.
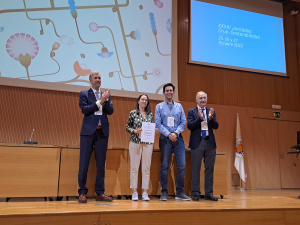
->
xmin=201 ymin=108 xmax=206 ymax=138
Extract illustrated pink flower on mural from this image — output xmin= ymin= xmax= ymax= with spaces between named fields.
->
xmin=6 ymin=33 xmax=39 ymax=61
xmin=153 ymin=68 xmax=162 ymax=78
xmin=154 ymin=0 xmax=163 ymax=8
xmin=59 ymin=35 xmax=74 ymax=46
xmin=89 ymin=22 xmax=99 ymax=32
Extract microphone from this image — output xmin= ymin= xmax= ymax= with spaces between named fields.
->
xmin=30 ymin=129 xmax=34 ymax=141
xmin=24 ymin=129 xmax=37 ymax=144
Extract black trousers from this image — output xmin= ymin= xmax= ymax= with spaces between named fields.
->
xmin=78 ymin=128 xmax=108 ymax=196
xmin=191 ymin=138 xmax=216 ymax=196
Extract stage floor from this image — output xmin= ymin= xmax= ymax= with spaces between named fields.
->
xmin=0 ymin=189 xmax=300 ymax=215
xmin=1 ymin=190 xmax=300 ymax=225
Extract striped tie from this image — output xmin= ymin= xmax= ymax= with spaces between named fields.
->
xmin=95 ymin=91 xmax=101 ymax=125
xmin=95 ymin=91 xmax=100 ymax=100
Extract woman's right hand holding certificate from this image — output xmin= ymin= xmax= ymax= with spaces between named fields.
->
xmin=134 ymin=128 xmax=143 ymax=134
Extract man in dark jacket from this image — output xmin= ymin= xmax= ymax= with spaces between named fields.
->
xmin=187 ymin=91 xmax=219 ymax=201
xmin=78 ymin=71 xmax=114 ymax=203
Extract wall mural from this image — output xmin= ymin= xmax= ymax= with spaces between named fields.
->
xmin=0 ymin=0 xmax=172 ymax=94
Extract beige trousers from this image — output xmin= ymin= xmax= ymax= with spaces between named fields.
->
xmin=129 ymin=142 xmax=153 ymax=189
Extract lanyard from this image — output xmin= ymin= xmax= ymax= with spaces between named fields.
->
xmin=165 ymin=101 xmax=174 ymax=117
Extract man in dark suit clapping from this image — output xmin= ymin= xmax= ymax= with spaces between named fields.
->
xmin=78 ymin=71 xmax=114 ymax=203
xmin=187 ymin=91 xmax=219 ymax=201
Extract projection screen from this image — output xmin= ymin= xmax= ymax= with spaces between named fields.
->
xmin=190 ymin=0 xmax=286 ymax=76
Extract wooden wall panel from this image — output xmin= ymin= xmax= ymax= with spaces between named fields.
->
xmin=283 ymin=3 xmax=300 ymax=111
xmin=0 ymin=85 xmax=160 ymax=149
xmin=0 ymin=214 xmax=99 ymax=225
xmin=285 ymin=210 xmax=300 ymax=225
xmin=0 ymin=144 xmax=60 ymax=197
xmin=253 ymin=119 xmax=281 ymax=189
xmin=295 ymin=3 xmax=300 ymax=108
xmin=1 ymin=210 xmax=299 ymax=225
xmin=1 ymin=84 xmax=300 ymax=190
xmin=99 ymin=211 xmax=286 ymax=225
xmin=0 ymin=85 xmax=82 ymax=146
xmin=277 ymin=121 xmax=300 ymax=188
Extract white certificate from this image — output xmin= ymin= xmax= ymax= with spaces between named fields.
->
xmin=141 ymin=122 xmax=155 ymax=143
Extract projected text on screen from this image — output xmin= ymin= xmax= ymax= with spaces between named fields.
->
xmin=190 ymin=0 xmax=286 ymax=76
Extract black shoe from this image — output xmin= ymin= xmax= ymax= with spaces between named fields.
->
xmin=192 ymin=195 xmax=200 ymax=201
xmin=204 ymin=195 xmax=218 ymax=201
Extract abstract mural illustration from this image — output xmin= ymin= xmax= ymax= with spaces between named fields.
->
xmin=0 ymin=0 xmax=172 ymax=94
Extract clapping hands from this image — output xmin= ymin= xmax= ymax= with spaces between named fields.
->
xmin=198 ymin=108 xmax=204 ymax=120
xmin=100 ymin=89 xmax=110 ymax=104
xmin=198 ymin=107 xmax=215 ymax=119
xmin=208 ymin=108 xmax=214 ymax=119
